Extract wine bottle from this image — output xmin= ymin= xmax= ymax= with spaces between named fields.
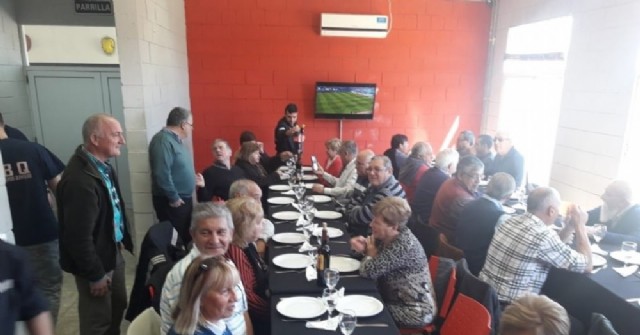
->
xmin=316 ymin=222 xmax=331 ymax=286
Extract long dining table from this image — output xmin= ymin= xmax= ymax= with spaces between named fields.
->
xmin=266 ymin=175 xmax=401 ymax=335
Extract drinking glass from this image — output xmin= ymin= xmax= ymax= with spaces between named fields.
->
xmin=294 ymin=184 xmax=306 ymax=202
xmin=322 ymin=288 xmax=338 ymax=320
xmin=621 ymin=241 xmax=637 ymax=266
xmin=308 ymin=248 xmax=318 ymax=269
xmin=592 ymin=224 xmax=607 ymax=244
xmin=324 ymin=268 xmax=340 ymax=289
xmin=339 ymin=310 xmax=357 ymax=335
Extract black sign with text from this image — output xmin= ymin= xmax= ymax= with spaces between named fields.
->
xmin=75 ymin=0 xmax=113 ymax=14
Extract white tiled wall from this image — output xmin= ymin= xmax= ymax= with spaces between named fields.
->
xmin=485 ymin=0 xmax=640 ymax=208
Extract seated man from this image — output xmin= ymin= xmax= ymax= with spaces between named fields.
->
xmin=312 ymin=140 xmax=358 ymax=198
xmin=398 ymin=141 xmax=433 ymax=203
xmin=353 ymin=149 xmax=375 ymax=193
xmin=196 ymin=139 xmax=244 ymax=202
xmin=587 ymin=180 xmax=640 ymax=244
xmin=456 ymin=130 xmax=475 ymax=157
xmin=500 ymin=294 xmax=570 ymax=335
xmin=492 ymin=131 xmax=525 ymax=187
xmin=480 ymin=187 xmax=592 ymax=304
xmin=428 ymin=155 xmax=483 ymax=243
xmin=383 ymin=134 xmax=409 ymax=179
xmin=345 ymin=155 xmax=406 ymax=236
xmin=410 ymin=148 xmax=459 ymax=225
xmin=455 ymin=172 xmax=516 ymax=275
xmin=475 ymin=134 xmax=495 ymax=177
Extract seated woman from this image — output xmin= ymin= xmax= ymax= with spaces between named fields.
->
xmin=235 ymin=142 xmax=281 ymax=208
xmin=168 ymin=256 xmax=240 ymax=335
xmin=500 ymin=294 xmax=570 ymax=335
xmin=225 ymin=197 xmax=270 ymax=335
xmin=319 ymin=138 xmax=343 ymax=186
xmin=350 ymin=196 xmax=436 ymax=328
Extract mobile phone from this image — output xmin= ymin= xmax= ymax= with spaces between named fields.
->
xmin=311 ymin=156 xmax=319 ymax=171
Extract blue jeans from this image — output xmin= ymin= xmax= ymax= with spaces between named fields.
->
xmin=23 ymin=239 xmax=63 ymax=323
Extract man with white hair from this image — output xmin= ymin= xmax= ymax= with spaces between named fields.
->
xmin=398 ymin=141 xmax=434 ymax=202
xmin=492 ymin=131 xmax=525 ymax=187
xmin=480 ymin=187 xmax=592 ymax=304
xmin=587 ymin=180 xmax=640 ymax=244
xmin=410 ymin=148 xmax=459 ymax=225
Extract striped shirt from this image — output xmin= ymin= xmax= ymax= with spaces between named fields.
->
xmin=160 ymin=248 xmax=248 ymax=335
xmin=479 ymin=213 xmax=588 ymax=303
xmin=346 ymin=175 xmax=406 ymax=236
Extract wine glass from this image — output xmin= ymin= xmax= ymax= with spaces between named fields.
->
xmin=339 ymin=310 xmax=357 ymax=335
xmin=324 ymin=268 xmax=340 ymax=289
xmin=308 ymin=248 xmax=318 ymax=269
xmin=592 ymin=224 xmax=607 ymax=244
xmin=621 ymin=241 xmax=637 ymax=266
xmin=294 ymin=184 xmax=306 ymax=203
xmin=322 ymin=288 xmax=338 ymax=320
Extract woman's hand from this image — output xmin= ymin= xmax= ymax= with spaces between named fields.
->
xmin=365 ymin=236 xmax=378 ymax=257
xmin=350 ymin=236 xmax=367 ymax=254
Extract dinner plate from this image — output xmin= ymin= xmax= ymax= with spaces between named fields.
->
xmin=336 ymin=295 xmax=384 ymax=317
xmin=309 ymin=195 xmax=332 ymax=203
xmin=302 ymin=183 xmax=313 ymax=189
xmin=302 ymin=174 xmax=318 ymax=181
xmin=272 ymin=253 xmax=313 ymax=269
xmin=302 ymin=166 xmax=313 ymax=172
xmin=267 ymin=197 xmax=295 ymax=205
xmin=269 ymin=184 xmax=291 ymax=191
xmin=272 ymin=233 xmax=306 ymax=244
xmin=276 ymin=297 xmax=326 ymax=319
xmin=272 ymin=211 xmax=301 ymax=221
xmin=312 ymin=227 xmax=344 ymax=238
xmin=330 ymin=256 xmax=361 ymax=273
xmin=592 ymin=253 xmax=607 ymax=267
xmin=610 ymin=250 xmax=640 ymax=265
xmin=315 ymin=210 xmax=343 ymax=220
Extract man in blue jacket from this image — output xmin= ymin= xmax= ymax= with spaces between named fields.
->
xmin=587 ymin=180 xmax=640 ymax=244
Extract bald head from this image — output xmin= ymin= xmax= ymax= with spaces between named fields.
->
xmin=602 ymin=180 xmax=634 ymax=210
xmin=82 ymin=114 xmax=125 ymax=161
xmin=356 ymin=149 xmax=375 ymax=176
xmin=410 ymin=141 xmax=434 ymax=163
xmin=229 ymin=179 xmax=262 ymax=202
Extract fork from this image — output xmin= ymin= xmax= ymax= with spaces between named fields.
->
xmin=274 ymin=269 xmax=304 ymax=274
xmin=356 ymin=323 xmax=389 ymax=327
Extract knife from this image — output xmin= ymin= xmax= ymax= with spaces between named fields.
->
xmin=356 ymin=323 xmax=389 ymax=327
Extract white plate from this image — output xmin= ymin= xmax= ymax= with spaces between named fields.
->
xmin=502 ymin=206 xmax=516 ymax=214
xmin=330 ymin=256 xmax=361 ymax=273
xmin=302 ymin=166 xmax=313 ymax=172
xmin=610 ymin=250 xmax=640 ymax=265
xmin=302 ymin=174 xmax=318 ymax=181
xmin=269 ymin=185 xmax=291 ymax=191
xmin=312 ymin=227 xmax=344 ymax=238
xmin=479 ymin=180 xmax=489 ymax=186
xmin=272 ymin=253 xmax=313 ymax=269
xmin=309 ymin=195 xmax=332 ymax=203
xmin=315 ymin=210 xmax=343 ymax=220
xmin=272 ymin=233 xmax=306 ymax=244
xmin=267 ymin=197 xmax=295 ymax=205
xmin=592 ymin=253 xmax=607 ymax=267
xmin=272 ymin=211 xmax=301 ymax=221
xmin=277 ymin=296 xmax=326 ymax=319
xmin=336 ymin=295 xmax=384 ymax=317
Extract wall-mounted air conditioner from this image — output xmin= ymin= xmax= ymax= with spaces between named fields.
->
xmin=320 ymin=13 xmax=389 ymax=39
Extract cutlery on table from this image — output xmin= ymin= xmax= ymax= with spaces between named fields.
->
xmin=591 ymin=265 xmax=607 ymax=274
xmin=280 ymin=318 xmax=320 ymax=322
xmin=274 ymin=269 xmax=305 ymax=274
xmin=355 ymin=323 xmax=389 ymax=327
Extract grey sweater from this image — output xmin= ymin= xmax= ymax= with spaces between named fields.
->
xmin=149 ymin=129 xmax=195 ymax=201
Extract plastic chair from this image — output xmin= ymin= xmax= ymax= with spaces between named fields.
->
xmin=127 ymin=307 xmax=161 ymax=335
xmin=440 ymin=293 xmax=491 ymax=335
xmin=437 ymin=234 xmax=464 ymax=261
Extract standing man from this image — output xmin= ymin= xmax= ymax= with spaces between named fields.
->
xmin=0 ymin=118 xmax=65 ymax=323
xmin=149 ymin=107 xmax=198 ymax=243
xmin=273 ymin=103 xmax=301 ymax=156
xmin=57 ymin=114 xmax=133 ymax=335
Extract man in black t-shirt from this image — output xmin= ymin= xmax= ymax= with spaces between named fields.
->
xmin=0 ymin=120 xmax=65 ymax=323
xmin=273 ymin=103 xmax=301 ymax=155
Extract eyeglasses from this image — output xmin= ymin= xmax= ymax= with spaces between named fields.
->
xmin=184 ymin=122 xmax=194 ymax=128
xmin=367 ymin=167 xmax=387 ymax=173
xmin=464 ymin=172 xmax=482 ymax=181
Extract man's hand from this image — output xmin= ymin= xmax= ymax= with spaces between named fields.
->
xmin=312 ymin=184 xmax=324 ymax=193
xmin=257 ymin=141 xmax=265 ymax=153
xmin=170 ymin=199 xmax=185 ymax=207
xmin=195 ymin=173 xmax=205 ymax=188
xmin=566 ymin=204 xmax=588 ymax=231
xmin=90 ymin=276 xmax=111 ymax=297
xmin=279 ymin=151 xmax=293 ymax=161
xmin=350 ymin=236 xmax=367 ymax=254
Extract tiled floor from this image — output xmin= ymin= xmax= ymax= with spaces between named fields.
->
xmin=55 ymin=252 xmax=138 ymax=335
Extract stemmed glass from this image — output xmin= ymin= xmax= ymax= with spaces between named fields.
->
xmin=307 ymin=248 xmax=318 ymax=269
xmin=294 ymin=184 xmax=306 ymax=203
xmin=339 ymin=310 xmax=357 ymax=335
xmin=324 ymin=268 xmax=340 ymax=289
xmin=621 ymin=241 xmax=637 ymax=267
xmin=322 ymin=288 xmax=338 ymax=320
xmin=592 ymin=224 xmax=607 ymax=244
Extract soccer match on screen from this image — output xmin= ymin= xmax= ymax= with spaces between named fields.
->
xmin=316 ymin=85 xmax=376 ymax=115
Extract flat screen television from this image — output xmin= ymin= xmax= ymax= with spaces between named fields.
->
xmin=315 ymin=82 xmax=377 ymax=120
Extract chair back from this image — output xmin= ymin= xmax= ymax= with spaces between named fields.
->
xmin=127 ymin=307 xmax=161 ymax=335
xmin=440 ymin=293 xmax=491 ymax=335
xmin=437 ymin=233 xmax=464 ymax=261
xmin=429 ymin=256 xmax=457 ymax=322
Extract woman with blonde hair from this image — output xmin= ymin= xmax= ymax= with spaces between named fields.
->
xmin=168 ymin=256 xmax=240 ymax=335
xmin=500 ymin=294 xmax=570 ymax=335
xmin=225 ymin=197 xmax=270 ymax=335
xmin=319 ymin=138 xmax=343 ymax=186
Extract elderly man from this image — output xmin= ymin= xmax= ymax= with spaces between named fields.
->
xmin=196 ymin=139 xmax=244 ymax=202
xmin=312 ymin=140 xmax=358 ymax=198
xmin=456 ymin=130 xmax=475 ymax=157
xmin=475 ymin=134 xmax=495 ymax=177
xmin=345 ymin=155 xmax=406 ymax=236
xmin=587 ymin=180 xmax=640 ymax=244
xmin=411 ymin=148 xmax=459 ymax=225
xmin=480 ymin=187 xmax=592 ymax=304
xmin=160 ymin=203 xmax=252 ymax=335
xmin=149 ymin=107 xmax=199 ymax=244
xmin=398 ymin=141 xmax=434 ymax=202
xmin=57 ymin=114 xmax=134 ymax=335
xmin=492 ymin=131 xmax=525 ymax=187
xmin=455 ymin=173 xmax=516 ymax=275
xmin=383 ymin=134 xmax=410 ymax=179
xmin=354 ymin=149 xmax=375 ymax=192
xmin=429 ymin=155 xmax=483 ymax=243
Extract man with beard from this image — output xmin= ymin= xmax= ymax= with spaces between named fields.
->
xmin=587 ymin=180 xmax=640 ymax=244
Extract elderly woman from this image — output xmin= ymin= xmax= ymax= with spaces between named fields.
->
xmin=225 ymin=197 xmax=270 ymax=335
xmin=500 ymin=295 xmax=570 ymax=335
xmin=350 ymin=196 xmax=436 ymax=328
xmin=168 ymin=256 xmax=240 ymax=335
xmin=319 ymin=138 xmax=343 ymax=186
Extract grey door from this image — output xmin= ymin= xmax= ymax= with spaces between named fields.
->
xmin=27 ymin=67 xmax=132 ymax=209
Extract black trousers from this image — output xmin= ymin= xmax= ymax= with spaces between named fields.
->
xmin=152 ymin=196 xmax=193 ymax=244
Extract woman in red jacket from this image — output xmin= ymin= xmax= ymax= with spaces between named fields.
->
xmin=320 ymin=138 xmax=343 ymax=186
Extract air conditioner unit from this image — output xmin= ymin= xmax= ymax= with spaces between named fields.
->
xmin=320 ymin=13 xmax=389 ymax=39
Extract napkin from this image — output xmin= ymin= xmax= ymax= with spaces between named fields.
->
xmin=296 ymin=215 xmax=305 ymax=226
xmin=306 ymin=315 xmax=341 ymax=331
xmin=591 ymin=244 xmax=608 ymax=256
xmin=306 ymin=265 xmax=316 ymax=281
xmin=299 ymin=241 xmax=316 ymax=252
xmin=292 ymin=203 xmax=303 ymax=213
xmin=613 ymin=265 xmax=638 ymax=277
xmin=279 ymin=173 xmax=290 ymax=180
xmin=281 ymin=190 xmax=295 ymax=195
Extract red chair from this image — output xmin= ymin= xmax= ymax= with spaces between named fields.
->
xmin=440 ymin=293 xmax=491 ymax=335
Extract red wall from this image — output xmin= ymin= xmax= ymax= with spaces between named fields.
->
xmin=185 ymin=0 xmax=491 ymax=170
